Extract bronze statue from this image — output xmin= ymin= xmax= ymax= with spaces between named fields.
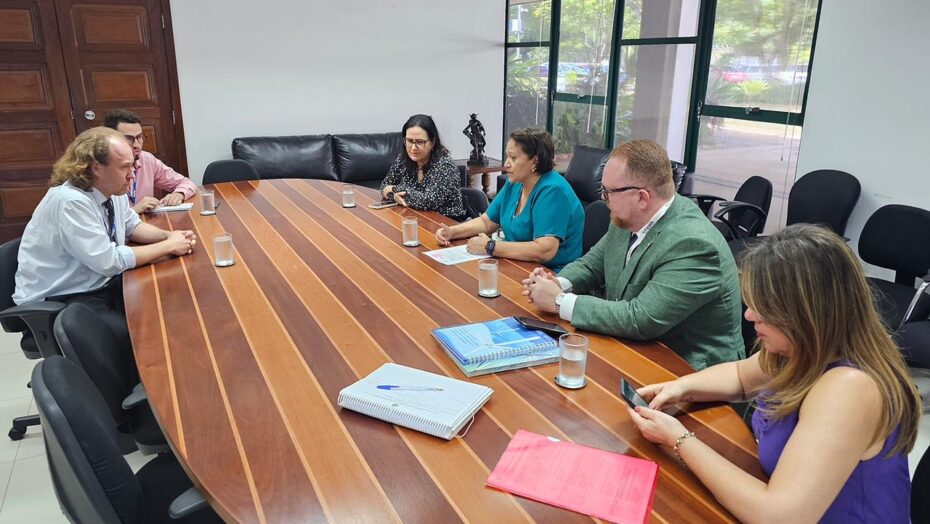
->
xmin=463 ymin=113 xmax=487 ymax=166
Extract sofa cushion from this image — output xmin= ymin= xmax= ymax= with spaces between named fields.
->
xmin=563 ymin=145 xmax=610 ymax=205
xmin=332 ymin=133 xmax=402 ymax=184
xmin=232 ymin=135 xmax=338 ymax=180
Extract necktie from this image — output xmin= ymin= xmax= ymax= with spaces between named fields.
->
xmin=627 ymin=232 xmax=639 ymax=256
xmin=102 ymin=199 xmax=116 ymax=243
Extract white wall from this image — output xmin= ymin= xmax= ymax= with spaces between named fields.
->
xmin=170 ymin=0 xmax=505 ymax=183
xmin=796 ymin=0 xmax=930 ymax=277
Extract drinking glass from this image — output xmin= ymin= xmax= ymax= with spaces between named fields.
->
xmin=402 ymin=216 xmax=419 ymax=247
xmin=556 ymin=333 xmax=589 ymax=389
xmin=213 ymin=233 xmax=235 ymax=267
xmin=341 ymin=184 xmax=356 ymax=208
xmin=199 ymin=188 xmax=215 ymax=216
xmin=477 ymin=259 xmax=499 ymax=298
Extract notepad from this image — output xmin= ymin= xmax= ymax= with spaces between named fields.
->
xmin=432 ymin=317 xmax=559 ymax=377
xmin=337 ymin=363 xmax=493 ymax=440
xmin=487 ymin=430 xmax=659 ymax=524
xmin=150 ymin=203 xmax=193 ymax=213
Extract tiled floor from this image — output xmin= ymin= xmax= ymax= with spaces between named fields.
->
xmin=0 ymin=330 xmax=927 ymax=522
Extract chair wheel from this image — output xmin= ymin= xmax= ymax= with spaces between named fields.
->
xmin=8 ymin=427 xmax=25 ymax=441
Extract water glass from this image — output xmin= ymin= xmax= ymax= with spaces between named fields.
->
xmin=477 ymin=259 xmax=499 ymax=298
xmin=199 ymin=188 xmax=215 ymax=216
xmin=556 ymin=333 xmax=589 ymax=389
xmin=213 ymin=233 xmax=235 ymax=267
xmin=402 ymin=216 xmax=419 ymax=247
xmin=341 ymin=184 xmax=356 ymax=208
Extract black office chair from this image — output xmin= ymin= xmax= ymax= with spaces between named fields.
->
xmin=913 ymin=436 xmax=930 ymax=522
xmin=0 ymin=237 xmax=65 ymax=440
xmin=582 ymin=200 xmax=611 ymax=255
xmin=858 ymin=205 xmax=930 ymax=330
xmin=202 ymin=159 xmax=260 ymax=185
xmin=32 ymin=356 xmax=220 ymax=524
xmin=671 ymin=161 xmax=692 ymax=195
xmin=54 ymin=302 xmax=168 ymax=455
xmin=691 ymin=176 xmax=773 ymax=240
xmin=728 ymin=169 xmax=860 ymax=261
xmin=460 ymin=188 xmax=489 ymax=220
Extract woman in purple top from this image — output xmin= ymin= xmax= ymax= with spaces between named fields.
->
xmin=626 ymin=224 xmax=921 ymax=523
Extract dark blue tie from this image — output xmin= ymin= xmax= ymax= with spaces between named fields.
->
xmin=627 ymin=233 xmax=638 ymax=255
xmin=102 ymin=199 xmax=116 ymax=243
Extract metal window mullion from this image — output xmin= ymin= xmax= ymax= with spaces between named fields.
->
xmin=604 ymin=0 xmax=625 ymax=148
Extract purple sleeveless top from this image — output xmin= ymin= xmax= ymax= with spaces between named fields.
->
xmin=751 ymin=362 xmax=911 ymax=523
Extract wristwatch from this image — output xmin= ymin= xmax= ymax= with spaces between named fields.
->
xmin=485 ymin=239 xmax=496 ymax=256
xmin=386 ymin=190 xmax=395 ymax=200
xmin=554 ymin=292 xmax=566 ymax=314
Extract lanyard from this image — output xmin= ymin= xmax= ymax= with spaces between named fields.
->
xmin=129 ymin=168 xmax=137 ymax=205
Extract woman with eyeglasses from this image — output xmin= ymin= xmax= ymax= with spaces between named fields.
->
xmin=626 ymin=224 xmax=920 ymax=523
xmin=380 ymin=114 xmax=466 ymax=220
xmin=436 ymin=128 xmax=583 ymax=270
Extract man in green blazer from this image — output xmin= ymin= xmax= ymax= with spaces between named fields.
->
xmin=524 ymin=140 xmax=743 ymax=370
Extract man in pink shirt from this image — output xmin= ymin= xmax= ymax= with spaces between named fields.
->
xmin=103 ymin=109 xmax=198 ymax=214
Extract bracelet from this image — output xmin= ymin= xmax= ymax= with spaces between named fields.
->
xmin=673 ymin=431 xmax=697 ymax=463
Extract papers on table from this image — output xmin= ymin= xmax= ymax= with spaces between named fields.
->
xmin=150 ymin=203 xmax=193 ymax=213
xmin=423 ymin=245 xmax=490 ymax=266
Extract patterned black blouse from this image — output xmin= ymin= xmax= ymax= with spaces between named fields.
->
xmin=379 ymin=149 xmax=466 ymax=219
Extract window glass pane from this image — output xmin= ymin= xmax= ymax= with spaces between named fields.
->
xmin=556 ymin=0 xmax=616 ymax=97
xmin=508 ymin=0 xmax=551 ymax=43
xmin=552 ymin=100 xmax=608 ymax=169
xmin=506 ymin=48 xmax=550 ymax=143
xmin=621 ymin=0 xmax=700 ymax=39
xmin=705 ymin=0 xmax=817 ymax=113
xmin=693 ymin=117 xmax=801 ymax=233
xmin=614 ymin=43 xmax=695 ymax=162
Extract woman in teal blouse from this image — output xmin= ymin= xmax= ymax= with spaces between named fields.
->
xmin=436 ymin=128 xmax=584 ymax=270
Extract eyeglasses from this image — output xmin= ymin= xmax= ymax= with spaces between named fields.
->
xmin=123 ymin=133 xmax=145 ymax=145
xmin=600 ymin=185 xmax=647 ymax=200
xmin=404 ymin=138 xmax=430 ymax=148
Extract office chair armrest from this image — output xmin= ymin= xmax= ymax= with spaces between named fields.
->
xmin=122 ymin=382 xmax=148 ymax=410
xmin=688 ymin=194 xmax=726 ymax=216
xmin=0 ymin=301 xmax=65 ymax=357
xmin=713 ymin=202 xmax=767 ymax=239
xmin=168 ymin=486 xmax=209 ymax=519
xmin=0 ymin=301 xmax=65 ymax=331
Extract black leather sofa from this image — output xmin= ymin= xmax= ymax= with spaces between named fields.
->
xmin=231 ymin=133 xmax=403 ymax=190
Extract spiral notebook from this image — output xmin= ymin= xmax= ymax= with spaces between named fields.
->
xmin=337 ymin=363 xmax=493 ymax=440
xmin=433 ymin=317 xmax=560 ymax=377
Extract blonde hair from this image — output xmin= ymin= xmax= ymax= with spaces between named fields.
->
xmin=741 ymin=224 xmax=920 ymax=455
xmin=49 ymin=127 xmax=123 ymax=190
xmin=610 ymin=140 xmax=675 ymax=198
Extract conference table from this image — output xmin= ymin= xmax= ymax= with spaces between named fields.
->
xmin=124 ymin=179 xmax=764 ymax=523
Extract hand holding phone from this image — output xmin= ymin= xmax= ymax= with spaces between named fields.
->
xmin=620 ymin=378 xmax=649 ymax=409
xmin=514 ymin=316 xmax=569 ymax=338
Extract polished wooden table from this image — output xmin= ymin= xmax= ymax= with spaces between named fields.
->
xmin=125 ymin=180 xmax=763 ymax=523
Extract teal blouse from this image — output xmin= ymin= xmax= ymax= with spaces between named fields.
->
xmin=486 ymin=170 xmax=584 ymax=270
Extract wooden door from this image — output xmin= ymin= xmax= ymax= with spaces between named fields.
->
xmin=0 ymin=0 xmax=184 ymax=242
xmin=0 ymin=0 xmax=76 ymax=241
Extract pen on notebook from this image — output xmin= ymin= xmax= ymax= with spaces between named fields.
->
xmin=376 ymin=385 xmax=444 ymax=391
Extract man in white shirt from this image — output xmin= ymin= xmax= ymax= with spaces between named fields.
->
xmin=14 ymin=127 xmax=196 ymax=345
xmin=521 ymin=140 xmax=743 ymax=370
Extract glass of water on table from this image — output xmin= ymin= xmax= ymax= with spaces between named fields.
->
xmin=555 ymin=333 xmax=589 ymax=389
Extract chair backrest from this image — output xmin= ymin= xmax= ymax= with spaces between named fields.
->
xmin=913 ymin=440 xmax=930 ymax=522
xmin=202 ymin=159 xmax=260 ymax=185
xmin=671 ymin=161 xmax=688 ymax=194
xmin=731 ymin=176 xmax=773 ymax=234
xmin=0 ymin=238 xmax=26 ymax=333
xmin=53 ymin=303 xmax=137 ymax=425
xmin=859 ymin=204 xmax=930 ymax=286
xmin=786 ymin=169 xmax=860 ymax=234
xmin=32 ymin=356 xmax=142 ymax=524
xmin=562 ymin=145 xmax=610 ymax=206
xmin=460 ymin=188 xmax=489 ymax=220
xmin=582 ymin=200 xmax=611 ymax=255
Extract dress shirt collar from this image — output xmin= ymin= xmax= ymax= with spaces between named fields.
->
xmin=627 ymin=195 xmax=675 ymax=262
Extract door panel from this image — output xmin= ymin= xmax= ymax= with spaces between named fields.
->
xmin=0 ymin=0 xmax=76 ymax=241
xmin=56 ymin=0 xmax=178 ymax=168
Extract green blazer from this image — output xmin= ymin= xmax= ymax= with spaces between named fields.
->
xmin=558 ymin=194 xmax=743 ymax=370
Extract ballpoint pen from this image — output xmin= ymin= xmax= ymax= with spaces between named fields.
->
xmin=376 ymin=385 xmax=444 ymax=391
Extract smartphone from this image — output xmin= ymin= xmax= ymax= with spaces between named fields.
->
xmin=368 ymin=199 xmax=398 ymax=210
xmin=620 ymin=378 xmax=649 ymax=409
xmin=514 ymin=316 xmax=569 ymax=338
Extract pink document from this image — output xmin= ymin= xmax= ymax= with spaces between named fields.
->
xmin=486 ymin=430 xmax=659 ymax=524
